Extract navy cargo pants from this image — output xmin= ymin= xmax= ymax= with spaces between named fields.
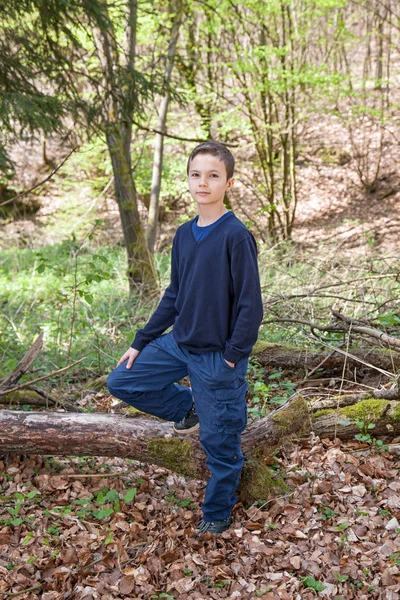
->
xmin=106 ymin=331 xmax=248 ymax=522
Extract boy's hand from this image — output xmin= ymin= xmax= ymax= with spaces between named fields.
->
xmin=117 ymin=347 xmax=140 ymax=369
xmin=224 ymin=359 xmax=235 ymax=368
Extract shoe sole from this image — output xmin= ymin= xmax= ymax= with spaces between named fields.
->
xmin=173 ymin=422 xmax=200 ymax=434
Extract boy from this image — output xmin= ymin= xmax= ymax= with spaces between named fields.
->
xmin=107 ymin=141 xmax=263 ymax=535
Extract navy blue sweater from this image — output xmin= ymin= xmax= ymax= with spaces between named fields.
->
xmin=131 ymin=214 xmax=263 ymax=363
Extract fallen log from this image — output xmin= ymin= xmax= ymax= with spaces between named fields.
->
xmin=82 ymin=342 xmax=400 ymax=394
xmin=0 ymin=395 xmax=309 ymax=503
xmin=312 ymin=398 xmax=400 ymax=439
xmin=310 ymin=386 xmax=400 ymax=412
xmin=253 ymin=340 xmax=400 ymax=372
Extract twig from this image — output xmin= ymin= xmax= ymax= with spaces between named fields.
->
xmin=300 ymin=350 xmax=338 ymax=382
xmin=335 ymin=323 xmax=352 ymax=440
xmin=332 ymin=310 xmax=400 ymax=351
xmin=0 ymin=147 xmax=77 ymax=209
xmin=28 ymin=386 xmax=81 ymax=412
xmin=0 ymin=334 xmax=43 ymax=389
xmin=62 ymin=472 xmax=125 ymax=478
xmin=311 ymin=339 xmax=394 ymax=378
xmin=131 ymin=119 xmax=238 ymax=146
xmin=0 ymin=356 xmax=87 ymax=397
xmin=0 ymin=584 xmax=44 ymax=598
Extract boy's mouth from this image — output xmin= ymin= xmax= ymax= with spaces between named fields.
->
xmin=197 ymin=192 xmax=210 ymax=195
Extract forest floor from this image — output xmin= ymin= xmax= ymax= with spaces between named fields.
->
xmin=1 ymin=431 xmax=400 ymax=600
xmin=1 ymin=130 xmax=400 ymax=599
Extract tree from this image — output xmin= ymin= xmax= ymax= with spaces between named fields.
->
xmin=0 ymin=0 xmax=157 ymax=291
xmin=146 ymin=0 xmax=184 ymax=253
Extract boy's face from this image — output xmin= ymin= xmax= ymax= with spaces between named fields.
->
xmin=188 ymin=153 xmax=234 ymax=208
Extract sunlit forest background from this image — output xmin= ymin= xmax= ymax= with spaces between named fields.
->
xmin=1 ymin=1 xmax=400 ymax=598
xmin=1 ymin=0 xmax=399 ymax=385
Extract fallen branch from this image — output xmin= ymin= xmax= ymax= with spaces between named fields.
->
xmin=0 ymin=334 xmax=43 ymax=389
xmin=311 ymin=386 xmax=400 ymax=412
xmin=0 ymin=356 xmax=87 ymax=397
xmin=332 ymin=310 xmax=400 ymax=352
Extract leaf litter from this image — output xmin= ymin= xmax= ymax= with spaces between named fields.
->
xmin=0 ymin=435 xmax=400 ymax=599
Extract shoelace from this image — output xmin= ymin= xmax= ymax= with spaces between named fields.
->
xmin=196 ymin=518 xmax=230 ymax=533
xmin=196 ymin=519 xmax=212 ymax=533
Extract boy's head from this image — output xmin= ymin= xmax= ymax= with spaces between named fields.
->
xmin=187 ymin=141 xmax=235 ymax=181
xmin=187 ymin=142 xmax=235 ymax=207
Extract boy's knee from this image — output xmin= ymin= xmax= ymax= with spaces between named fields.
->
xmin=106 ymin=369 xmax=123 ymax=398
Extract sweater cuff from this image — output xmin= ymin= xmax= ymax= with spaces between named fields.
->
xmin=223 ymin=348 xmax=243 ymax=364
xmin=130 ymin=335 xmax=147 ymax=352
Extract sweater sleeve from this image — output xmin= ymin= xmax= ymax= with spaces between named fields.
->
xmin=131 ymin=236 xmax=179 ymax=351
xmin=223 ymin=235 xmax=263 ymax=363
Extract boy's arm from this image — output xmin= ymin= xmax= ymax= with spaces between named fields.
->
xmin=130 ymin=237 xmax=179 ymax=352
xmin=223 ymin=235 xmax=263 ymax=364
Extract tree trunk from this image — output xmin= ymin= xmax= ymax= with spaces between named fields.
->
xmin=147 ymin=0 xmax=183 ymax=253
xmin=0 ymin=395 xmax=308 ymax=503
xmin=106 ymin=126 xmax=157 ymax=293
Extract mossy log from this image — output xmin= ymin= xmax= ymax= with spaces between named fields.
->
xmin=0 ymin=390 xmax=47 ymax=407
xmin=312 ymin=399 xmax=400 ymax=439
xmin=252 ymin=340 xmax=400 ymax=372
xmin=0 ymin=395 xmax=309 ymax=503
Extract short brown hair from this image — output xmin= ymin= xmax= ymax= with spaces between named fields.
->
xmin=187 ymin=141 xmax=235 ymax=180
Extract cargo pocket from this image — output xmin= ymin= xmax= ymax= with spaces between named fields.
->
xmin=214 ymin=381 xmax=248 ymax=434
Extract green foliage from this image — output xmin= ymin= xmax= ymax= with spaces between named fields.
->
xmin=247 ymin=360 xmax=296 ymax=418
xmin=166 ymin=490 xmax=196 ymax=510
xmin=300 ymin=576 xmax=326 ymax=592
xmin=0 ymin=240 xmax=170 ymax=380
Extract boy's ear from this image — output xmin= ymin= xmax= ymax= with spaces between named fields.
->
xmin=226 ymin=177 xmax=235 ymax=191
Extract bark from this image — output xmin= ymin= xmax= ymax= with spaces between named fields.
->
xmin=106 ymin=126 xmax=157 ymax=292
xmin=1 ymin=333 xmax=43 ymax=389
xmin=147 ymin=0 xmax=183 ymax=253
xmin=311 ymin=399 xmax=400 ymax=440
xmin=90 ymin=1 xmax=156 ymax=292
xmin=0 ymin=395 xmax=309 ymax=502
xmin=252 ymin=341 xmax=400 ymax=372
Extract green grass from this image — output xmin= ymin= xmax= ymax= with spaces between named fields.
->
xmin=256 ymin=241 xmax=400 ymax=348
xmin=1 ymin=234 xmax=399 ymax=395
xmin=0 ymin=240 xmax=170 ymax=384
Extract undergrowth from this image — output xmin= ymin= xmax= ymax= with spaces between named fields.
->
xmin=1 ymin=233 xmax=399 ymax=400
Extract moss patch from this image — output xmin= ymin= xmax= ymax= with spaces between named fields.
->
xmin=238 ymin=457 xmax=289 ymax=505
xmin=148 ymin=437 xmax=198 ymax=478
xmin=124 ymin=406 xmax=145 ymax=418
xmin=271 ymin=395 xmax=309 ymax=434
xmin=2 ymin=390 xmax=42 ymax=404
xmin=252 ymin=340 xmax=299 ymax=355
xmin=393 ymin=404 xmax=400 ymax=422
xmin=312 ymin=399 xmax=391 ymax=424
xmin=312 ymin=408 xmax=333 ymax=420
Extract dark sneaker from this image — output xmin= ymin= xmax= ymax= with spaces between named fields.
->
xmin=196 ymin=517 xmax=232 ymax=535
xmin=173 ymin=403 xmax=199 ymax=434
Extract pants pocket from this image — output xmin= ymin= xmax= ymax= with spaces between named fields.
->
xmin=214 ymin=381 xmax=248 ymax=434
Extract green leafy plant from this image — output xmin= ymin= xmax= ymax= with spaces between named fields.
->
xmin=333 ymin=573 xmax=349 ymax=583
xmin=339 ymin=416 xmax=389 ymax=452
xmin=318 ymin=506 xmax=338 ymax=520
xmin=300 ymin=575 xmax=326 ymax=591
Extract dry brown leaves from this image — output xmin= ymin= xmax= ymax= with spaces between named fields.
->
xmin=0 ymin=437 xmax=400 ymax=600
